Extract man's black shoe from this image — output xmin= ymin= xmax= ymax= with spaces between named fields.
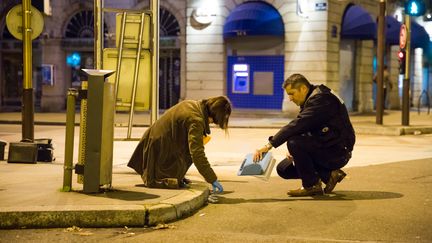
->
xmin=287 ymin=180 xmax=323 ymax=197
xmin=324 ymin=169 xmax=346 ymax=194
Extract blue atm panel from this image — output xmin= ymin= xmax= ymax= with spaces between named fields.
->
xmin=227 ymin=55 xmax=284 ymax=109
xmin=232 ymin=64 xmax=250 ymax=93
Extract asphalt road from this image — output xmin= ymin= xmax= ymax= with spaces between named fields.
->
xmin=1 ymin=158 xmax=431 ymax=242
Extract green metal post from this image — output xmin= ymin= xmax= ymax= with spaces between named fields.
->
xmin=63 ymin=88 xmax=78 ymax=192
xmin=150 ymin=0 xmax=160 ymax=124
xmin=94 ymin=0 xmax=104 ymax=69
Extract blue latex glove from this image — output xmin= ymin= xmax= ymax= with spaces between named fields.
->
xmin=211 ymin=180 xmax=224 ymax=194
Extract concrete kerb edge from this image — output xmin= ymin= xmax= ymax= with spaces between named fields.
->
xmin=353 ymin=125 xmax=432 ymax=136
xmin=353 ymin=125 xmax=403 ymax=136
xmin=146 ymin=183 xmax=210 ymax=226
xmin=0 ymin=184 xmax=210 ymax=229
xmin=401 ymin=127 xmax=432 ymax=135
xmin=0 ymin=207 xmax=147 ymax=229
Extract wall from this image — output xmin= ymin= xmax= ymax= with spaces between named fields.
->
xmin=389 ymin=45 xmax=400 ymax=110
xmin=185 ymin=0 xmax=339 ymax=114
xmin=329 ymin=0 xmax=379 ymax=113
xmin=133 ymin=0 xmax=187 ymax=100
xmin=412 ymin=48 xmax=424 ymax=107
xmin=185 ymin=0 xmax=225 ymax=100
xmin=38 ymin=0 xmax=91 ymax=111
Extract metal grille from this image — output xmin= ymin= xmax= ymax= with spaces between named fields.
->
xmin=160 ymin=8 xmax=180 ymax=37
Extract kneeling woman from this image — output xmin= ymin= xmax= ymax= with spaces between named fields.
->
xmin=128 ymin=96 xmax=231 ymax=192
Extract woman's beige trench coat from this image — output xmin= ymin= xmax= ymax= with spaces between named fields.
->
xmin=127 ymin=100 xmax=217 ymax=188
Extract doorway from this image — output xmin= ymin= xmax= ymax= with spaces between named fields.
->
xmin=339 ymin=39 xmax=356 ymax=111
xmin=159 ymin=49 xmax=180 ymax=110
xmin=1 ymin=53 xmax=22 ymax=111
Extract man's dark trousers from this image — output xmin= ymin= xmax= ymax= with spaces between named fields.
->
xmin=276 ymin=135 xmax=351 ymax=188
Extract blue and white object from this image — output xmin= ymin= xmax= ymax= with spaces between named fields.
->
xmin=238 ymin=152 xmax=276 ymax=180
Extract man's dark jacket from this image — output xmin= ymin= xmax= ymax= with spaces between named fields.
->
xmin=269 ymin=84 xmax=355 ymax=151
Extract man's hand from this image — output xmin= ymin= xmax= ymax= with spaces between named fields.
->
xmin=286 ymin=152 xmax=294 ymax=162
xmin=211 ymin=180 xmax=223 ymax=194
xmin=253 ymin=144 xmax=271 ymax=162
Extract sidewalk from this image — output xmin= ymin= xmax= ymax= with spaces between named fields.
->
xmin=0 ymin=109 xmax=431 ymax=135
xmin=0 ymin=109 xmax=431 ymax=229
xmin=0 ymin=162 xmax=209 ymax=228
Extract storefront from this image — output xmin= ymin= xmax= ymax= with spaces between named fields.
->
xmin=0 ymin=0 xmax=430 ymax=113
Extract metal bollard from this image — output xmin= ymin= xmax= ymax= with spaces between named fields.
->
xmin=63 ymin=88 xmax=78 ymax=192
xmin=81 ymin=69 xmax=115 ymax=193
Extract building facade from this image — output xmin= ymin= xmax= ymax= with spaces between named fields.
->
xmin=0 ymin=0 xmax=430 ymax=114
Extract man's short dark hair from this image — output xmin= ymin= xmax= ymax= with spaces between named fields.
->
xmin=282 ymin=73 xmax=311 ymax=90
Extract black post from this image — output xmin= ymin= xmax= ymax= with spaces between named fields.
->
xmin=402 ymin=15 xmax=411 ymax=126
xmin=376 ymin=0 xmax=386 ymax=124
xmin=22 ymin=89 xmax=34 ymax=141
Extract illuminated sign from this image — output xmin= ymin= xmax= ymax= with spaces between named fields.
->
xmin=232 ymin=64 xmax=250 ymax=93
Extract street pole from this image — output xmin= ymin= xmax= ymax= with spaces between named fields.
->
xmin=94 ymin=0 xmax=104 ymax=69
xmin=150 ymin=0 xmax=160 ymax=124
xmin=21 ymin=0 xmax=34 ymax=141
xmin=402 ymin=15 xmax=411 ymax=126
xmin=376 ymin=0 xmax=385 ymax=124
xmin=63 ymin=88 xmax=77 ymax=192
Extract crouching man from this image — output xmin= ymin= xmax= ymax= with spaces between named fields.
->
xmin=254 ymin=74 xmax=355 ymax=197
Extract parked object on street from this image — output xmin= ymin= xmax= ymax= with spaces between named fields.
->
xmin=0 ymin=140 xmax=6 ymax=160
xmin=34 ymin=138 xmax=54 ymax=162
xmin=7 ymin=140 xmax=38 ymax=164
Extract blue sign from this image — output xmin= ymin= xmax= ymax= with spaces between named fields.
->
xmin=315 ymin=2 xmax=327 ymax=11
xmin=41 ymin=64 xmax=54 ymax=86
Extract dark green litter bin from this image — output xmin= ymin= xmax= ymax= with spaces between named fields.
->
xmin=0 ymin=140 xmax=6 ymax=160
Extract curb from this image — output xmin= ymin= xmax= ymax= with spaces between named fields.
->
xmin=1 ymin=120 xmax=432 ymax=136
xmin=354 ymin=125 xmax=432 ymax=136
xmin=354 ymin=125 xmax=404 ymax=136
xmin=146 ymin=183 xmax=209 ymax=226
xmin=0 ymin=184 xmax=209 ymax=229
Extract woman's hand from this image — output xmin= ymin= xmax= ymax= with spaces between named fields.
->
xmin=211 ymin=180 xmax=223 ymax=194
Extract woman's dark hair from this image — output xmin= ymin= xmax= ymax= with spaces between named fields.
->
xmin=282 ymin=73 xmax=311 ymax=90
xmin=204 ymin=96 xmax=232 ymax=130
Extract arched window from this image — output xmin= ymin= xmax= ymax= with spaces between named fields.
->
xmin=1 ymin=26 xmax=14 ymax=39
xmin=160 ymin=7 xmax=180 ymax=37
xmin=65 ymin=10 xmax=107 ymax=38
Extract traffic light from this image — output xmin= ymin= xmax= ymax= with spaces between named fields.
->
xmin=405 ymin=0 xmax=426 ymax=16
xmin=66 ymin=52 xmax=81 ymax=67
xmin=398 ymin=49 xmax=406 ymax=74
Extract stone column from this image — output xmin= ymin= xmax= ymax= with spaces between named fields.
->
xmin=40 ymin=38 xmax=67 ymax=111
